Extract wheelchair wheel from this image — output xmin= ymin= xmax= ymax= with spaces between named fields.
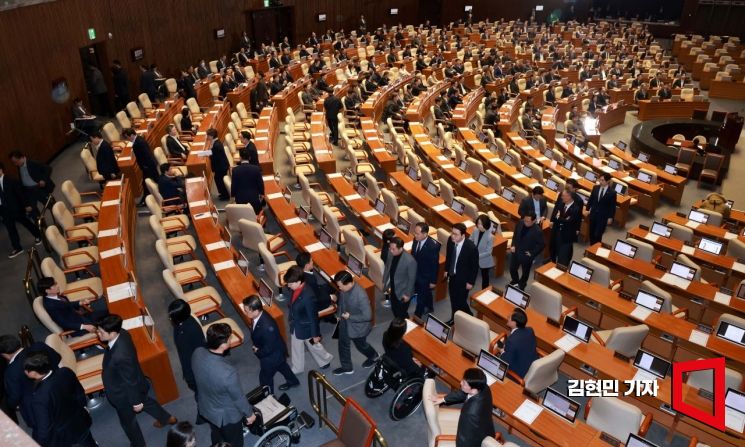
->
xmin=389 ymin=378 xmax=424 ymax=421
xmin=253 ymin=425 xmax=292 ymax=447
xmin=364 ymin=362 xmax=391 ymax=398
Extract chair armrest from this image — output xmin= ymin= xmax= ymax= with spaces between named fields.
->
xmin=187 ymin=294 xmax=221 ymax=310
xmin=672 ymin=307 xmax=689 ymax=319
xmin=162 ymin=197 xmax=183 ymax=204
xmin=65 ymin=226 xmax=96 ymax=240
xmin=160 ymin=217 xmax=187 ymax=233
xmin=267 ymin=234 xmax=286 ymax=250
xmin=639 ymin=412 xmax=653 ymax=436
xmin=506 ymin=369 xmax=525 ymax=386
xmin=561 ymin=306 xmax=577 ymax=320
xmin=63 ymin=250 xmax=97 ymax=265
xmin=63 ymin=286 xmax=99 ymax=301
xmin=490 ymin=332 xmax=507 ymax=355
xmin=434 ymin=435 xmax=457 ymax=447
xmin=610 ymin=278 xmax=623 ymax=289
xmin=591 ymin=331 xmax=606 ymax=346
xmin=173 ymin=266 xmax=204 ymax=285
xmin=273 ymin=250 xmax=292 ymax=261
xmin=77 ymin=368 xmax=104 ymax=381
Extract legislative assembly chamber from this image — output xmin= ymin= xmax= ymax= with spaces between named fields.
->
xmin=2 ymin=0 xmax=745 ymax=446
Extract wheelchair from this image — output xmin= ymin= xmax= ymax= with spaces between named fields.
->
xmin=243 ymin=385 xmax=315 ymax=447
xmin=364 ymin=355 xmax=425 ymax=421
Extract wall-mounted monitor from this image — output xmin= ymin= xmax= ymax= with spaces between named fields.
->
xmin=464 ymin=5 xmax=473 ymax=12
xmin=390 ymin=8 xmax=399 ymax=15
xmin=317 ymin=14 xmax=327 ymax=22
xmin=131 ymin=47 xmax=144 ymax=62
xmin=214 ymin=28 xmax=226 ymax=39
xmin=536 ymin=5 xmax=544 ymax=11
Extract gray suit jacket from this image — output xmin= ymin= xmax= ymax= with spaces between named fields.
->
xmin=469 ymin=228 xmax=495 ymax=268
xmin=191 ymin=347 xmax=252 ymax=426
xmin=383 ymin=251 xmax=417 ymax=301
xmin=338 ymin=283 xmax=372 ymax=338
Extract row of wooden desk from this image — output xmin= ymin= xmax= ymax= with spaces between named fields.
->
xmin=637 ymin=100 xmax=710 ymax=121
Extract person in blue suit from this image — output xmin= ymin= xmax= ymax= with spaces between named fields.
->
xmin=411 ymin=222 xmax=440 ymax=318
xmin=38 ymin=277 xmax=107 ymax=337
xmin=499 ymin=308 xmax=538 ymax=378
xmin=243 ymin=295 xmax=298 ymax=393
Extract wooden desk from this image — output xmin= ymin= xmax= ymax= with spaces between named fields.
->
xmin=271 ymin=79 xmax=308 ymax=123
xmin=360 ymin=118 xmax=397 ymax=173
xmin=185 ymin=103 xmax=232 ymax=179
xmin=662 ymin=212 xmax=744 ymax=246
xmin=497 ymin=98 xmax=521 ymax=136
xmin=609 ymin=88 xmax=635 ymax=105
xmin=195 ymin=75 xmax=222 ymax=107
xmin=540 ymin=107 xmax=558 ymax=148
xmin=254 ymin=107 xmax=278 ymax=175
xmin=405 ymin=81 xmax=448 ymax=123
xmin=556 ymin=92 xmax=590 ymax=121
xmin=309 ymin=112 xmax=336 ymax=173
xmin=452 ymin=87 xmax=485 ymax=128
xmin=709 ymin=80 xmax=745 ymax=100
xmin=637 ymin=100 xmax=710 ymax=121
xmin=98 ymin=180 xmax=179 ymax=403
xmin=596 ymin=103 xmax=627 ymax=132
xmin=225 ymin=79 xmax=257 ymax=108
xmin=361 ymin=74 xmax=415 ymax=121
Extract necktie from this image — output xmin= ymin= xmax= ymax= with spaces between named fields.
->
xmin=414 ymin=240 xmax=420 ymax=255
xmin=600 ymin=187 xmax=605 ymax=199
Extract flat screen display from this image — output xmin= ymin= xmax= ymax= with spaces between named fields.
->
xmin=568 ymin=261 xmax=593 ymax=282
xmin=425 ymin=314 xmax=450 ymax=343
xmin=542 ymin=388 xmax=580 ymax=423
xmin=562 ymin=315 xmax=592 ymax=343
xmin=504 ymin=285 xmax=530 ymax=309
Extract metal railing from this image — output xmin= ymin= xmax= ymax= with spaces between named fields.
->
xmin=306 ymin=370 xmax=388 ymax=447
xmin=22 ymin=246 xmax=41 ymax=308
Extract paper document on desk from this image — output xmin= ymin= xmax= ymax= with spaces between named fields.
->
xmin=513 ymin=399 xmax=543 ymax=425
xmin=554 ymin=334 xmax=581 ymax=353
xmin=361 ymin=209 xmax=379 ymax=218
xmin=726 ymin=408 xmax=745 ymax=433
xmin=644 ymin=233 xmax=659 ymax=243
xmin=543 ymin=267 xmax=564 ymax=280
xmin=714 ymin=292 xmax=732 ymax=306
xmin=684 ymin=221 xmax=700 ymax=229
xmin=121 ymin=315 xmax=152 ymax=331
xmin=213 ymin=260 xmax=236 ymax=272
xmin=600 ymin=166 xmax=614 ymax=174
xmin=724 ymin=232 xmax=738 ymax=240
xmin=284 ymin=217 xmax=303 ymax=226
xmin=107 ymin=282 xmax=136 ymax=302
xmin=193 ymin=212 xmax=215 ymax=221
xmin=185 ymin=177 xmax=203 ymax=184
xmin=476 ymin=290 xmax=499 ymax=306
xmin=304 ymin=242 xmax=325 ymax=253
xmin=464 ymin=221 xmax=475 ymax=228
xmin=376 ymin=223 xmax=395 ymax=233
xmin=462 ymin=178 xmax=476 ymax=184
xmin=484 ymin=193 xmax=498 ymax=200
xmin=266 ymin=192 xmax=284 ymax=200
xmin=632 ymin=369 xmax=657 ymax=382
xmin=107 ymin=180 xmax=123 ymax=186
xmin=689 ymin=329 xmax=710 ymax=346
xmin=343 ymin=193 xmax=362 ymax=201
xmin=101 ymin=200 xmax=119 ymax=207
xmin=432 ymin=204 xmax=449 ymax=212
xmin=595 ymin=247 xmax=611 ymax=258
xmin=630 ymin=306 xmax=652 ymax=321
xmin=193 ymin=150 xmax=212 ymax=157
xmin=98 ymin=229 xmax=119 ymax=238
xmin=100 ymin=247 xmax=124 ymax=259
xmin=118 ymin=156 xmax=132 ymax=161
xmin=206 ymin=241 xmax=230 ymax=251
xmin=513 ymin=173 xmax=527 ymax=180
xmin=405 ymin=319 xmax=418 ymax=334
xmin=680 ymin=245 xmax=695 ymax=255
xmin=660 ymin=273 xmax=691 ymax=290
xmin=188 ymin=200 xmax=207 ymax=208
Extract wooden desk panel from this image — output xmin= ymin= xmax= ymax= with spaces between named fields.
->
xmin=596 ymin=103 xmax=627 ymax=132
xmin=185 ymin=103 xmax=232 ymax=179
xmin=309 ymin=112 xmax=335 ymax=173
xmin=609 ymin=89 xmax=634 ymax=105
xmin=709 ymin=80 xmax=745 ymax=100
xmin=497 ymin=98 xmax=521 ymax=136
xmin=637 ymin=100 xmax=710 ymax=121
xmin=360 ymin=118 xmax=396 ymax=173
xmin=603 ymin=144 xmax=686 ymax=205
xmin=662 ymin=212 xmax=744 ymax=246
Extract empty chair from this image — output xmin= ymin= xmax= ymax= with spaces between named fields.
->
xmin=422 ymin=378 xmax=459 ymax=447
xmin=40 ymin=257 xmax=102 ymax=302
xmin=115 ymin=111 xmax=132 ymax=129
xmin=44 ymin=334 xmax=103 ymax=396
xmin=515 ymin=349 xmax=565 ymax=395
xmin=45 ymin=226 xmax=98 ymax=275
xmin=640 ymin=280 xmax=687 ymax=318
xmin=60 ymin=181 xmax=100 ymax=219
xmin=581 ymin=257 xmax=622 ymax=290
xmin=381 ymin=188 xmax=410 ymax=222
xmin=585 ymin=397 xmax=652 ymax=443
xmin=364 ymin=172 xmax=381 ymax=203
xmin=318 ymin=399 xmax=377 ymax=447
xmin=438 ymin=180 xmax=455 ymax=206
xmin=323 ymin=205 xmax=359 ymax=247
xmin=696 ymin=208 xmax=723 ymax=227
xmin=225 ymin=203 xmax=261 ymax=234
xmin=239 ymin=219 xmax=286 ymax=255
xmin=526 ymin=282 xmax=574 ymax=323
xmin=258 ymin=243 xmax=294 ymax=293
xmin=364 ymin=247 xmax=385 ymax=293
xmin=686 ymin=358 xmax=743 ymax=393
xmin=699 ymin=154 xmax=725 ymax=186
xmin=33 ymin=299 xmax=99 ymax=351
xmin=155 ymin=239 xmax=207 ymax=289
xmin=453 ymin=311 xmax=498 ymax=356
xmin=343 ymin=228 xmax=369 ymax=266
xmin=626 ymin=237 xmax=654 ymax=263
xmin=79 ymin=148 xmax=104 ymax=184
xmin=465 ymin=157 xmax=484 ymax=179
xmin=145 ymin=196 xmax=190 ymax=235
xmin=126 ymin=102 xmax=142 ymax=120
xmin=675 ymin=253 xmax=703 ymax=282
xmin=668 ymin=222 xmax=694 ymax=243
xmin=138 ymin=93 xmax=154 ymax=110
xmin=52 ymin=201 xmax=98 ymax=244
xmin=727 ymin=239 xmax=745 ymax=259
xmin=591 ymin=324 xmax=649 ymax=358
xmin=162 ymin=269 xmax=222 ymax=317
xmin=674 ymin=148 xmax=695 ymax=179
xmin=149 ymin=216 xmax=197 ymax=260
xmin=309 ymin=189 xmax=345 ymax=224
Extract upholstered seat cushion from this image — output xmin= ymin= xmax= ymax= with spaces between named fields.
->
xmin=437 ymin=408 xmax=461 ymax=438
xmin=162 ymin=215 xmax=190 ymax=233
xmin=64 ymin=246 xmax=99 ymax=269
xmin=165 ymin=235 xmax=197 ymax=256
xmin=74 ymin=203 xmax=100 ymax=217
xmin=173 ymin=260 xmax=207 ymax=284
xmin=67 ymin=222 xmax=98 ymax=241
xmin=64 ymin=277 xmax=103 ymax=302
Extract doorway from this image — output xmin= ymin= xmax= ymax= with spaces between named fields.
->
xmin=249 ymin=6 xmax=294 ymax=47
xmin=78 ymin=42 xmax=112 ymax=117
xmin=419 ymin=0 xmax=442 ymax=26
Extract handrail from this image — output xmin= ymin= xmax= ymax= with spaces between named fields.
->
xmin=306 ymin=370 xmax=388 ymax=447
xmin=22 ymin=246 xmax=42 ymax=308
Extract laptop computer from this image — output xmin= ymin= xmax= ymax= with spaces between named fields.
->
xmin=424 ymin=314 xmax=451 ymax=343
xmin=563 ymin=159 xmax=574 ymax=171
xmin=638 ymin=152 xmax=650 ymax=163
xmin=258 ymin=278 xmax=274 ymax=307
xmin=298 ymin=205 xmax=310 ymax=222
xmin=238 ymin=251 xmax=251 ymax=277
xmin=319 ymin=228 xmax=333 ymax=248
xmin=521 ymin=165 xmax=534 ymax=178
xmin=664 ymin=164 xmax=677 ymax=175
xmin=407 ymin=166 xmax=419 ymax=181
xmin=504 ymin=284 xmax=530 ymax=309
xmin=477 ymin=349 xmax=508 ymax=382
xmin=584 ymin=170 xmax=597 ymax=182
xmin=611 ymin=180 xmax=627 ymax=196
xmin=577 ymin=190 xmax=590 ymax=206
xmin=634 ymin=290 xmax=664 ymax=313
xmin=737 ymin=282 xmax=745 ymax=300
xmin=717 ymin=321 xmax=745 ymax=347
xmin=501 ymin=187 xmax=516 ymax=202
xmin=458 ymin=160 xmax=467 ymax=171
xmin=637 ymin=171 xmax=653 ymax=183
xmin=545 ymin=178 xmax=559 ymax=192
xmin=374 ymin=198 xmax=386 ymax=214
xmin=347 ymin=254 xmax=363 ymax=277
xmin=562 ymin=315 xmax=593 ymax=343
xmin=617 ymin=140 xmax=627 ymax=149
xmin=426 ymin=182 xmax=439 ymax=196
xmin=543 ymin=148 xmax=554 ymax=159
xmin=688 ymin=209 xmax=709 ymax=224
xmin=451 ymin=198 xmax=465 ymax=215
xmin=613 ymin=239 xmax=638 ymax=258
xmin=397 ymin=216 xmax=412 ymax=234
xmin=698 ymin=237 xmax=723 ymax=255
xmin=625 ymin=434 xmax=661 ymax=447
xmin=650 ymin=222 xmax=672 ymax=238
xmin=633 ymin=349 xmax=671 ymax=379
xmin=608 ymin=158 xmax=622 ymax=170
xmin=477 ymin=173 xmax=489 ymax=187
xmin=670 ymin=261 xmax=696 ymax=281
xmin=356 ymin=182 xmax=368 ymax=198
xmin=503 ymin=153 xmax=514 ymax=166
xmin=725 ymin=388 xmax=745 ymax=432
xmin=542 ymin=387 xmax=581 ymax=423
xmin=568 ymin=261 xmax=593 ymax=282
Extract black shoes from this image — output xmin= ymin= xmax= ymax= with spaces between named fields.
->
xmin=8 ymin=249 xmax=23 ymax=259
xmin=332 ymin=367 xmax=354 ymax=376
xmin=362 ymin=357 xmax=379 ymax=368
xmin=278 ymin=382 xmax=300 ymax=391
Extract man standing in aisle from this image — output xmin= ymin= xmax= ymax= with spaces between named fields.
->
xmin=9 ymin=151 xmax=54 ymax=217
xmin=97 ymin=315 xmax=177 ymax=447
xmin=585 ymin=173 xmax=617 ymax=245
xmin=122 ymin=128 xmax=159 ymax=207
xmin=549 ymin=189 xmax=582 ymax=266
xmin=0 ymin=162 xmax=42 ymax=258
xmin=324 ymin=88 xmax=343 ymax=145
xmin=412 ymin=222 xmax=439 ymax=318
xmin=444 ymin=223 xmax=479 ymax=324
xmin=331 ymin=271 xmax=378 ymax=375
xmin=383 ymin=237 xmax=417 ymax=319
xmin=509 ymin=212 xmax=545 ymax=291
xmin=205 ymin=128 xmax=230 ymax=200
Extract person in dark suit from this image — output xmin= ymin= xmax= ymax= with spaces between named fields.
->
xmin=499 ymin=308 xmax=538 ymax=378
xmin=206 ymin=128 xmax=230 ymax=200
xmin=112 ymin=60 xmax=130 ymax=111
xmin=549 ymin=189 xmax=583 ymax=266
xmin=90 ymin=131 xmax=119 ymax=181
xmin=243 ymin=296 xmax=299 ymax=393
xmin=324 ymin=91 xmax=343 ymax=145
xmin=383 ymin=237 xmax=418 ymax=319
xmin=71 ymin=98 xmax=97 ymax=134
xmin=38 ymin=277 xmax=107 ymax=337
xmin=331 ymin=271 xmax=378 ymax=375
xmin=157 ymin=163 xmax=186 ymax=205
xmin=509 ymin=212 xmax=545 ymax=290
xmin=0 ymin=162 xmax=42 ymax=258
xmin=444 ymin=223 xmax=479 ymax=324
xmin=196 ymin=60 xmax=210 ymax=79
xmin=239 ymin=131 xmax=259 ymax=165
xmin=431 ymin=368 xmax=495 ymax=447
xmin=192 ymin=323 xmax=256 ymax=447
xmin=165 ymin=124 xmax=189 ymax=160
xmin=586 ymin=172 xmax=617 ymax=245
xmin=9 ymin=151 xmax=54 ymax=216
xmin=284 ymin=266 xmax=333 ymax=374
xmin=0 ymin=335 xmax=61 ymax=427
xmin=518 ymin=186 xmax=548 ymax=222
xmin=97 ymin=315 xmax=176 ymax=447
xmin=122 ymin=128 xmax=159 ymax=206
xmin=139 ymin=65 xmax=157 ymax=102
xmin=296 ymin=252 xmax=332 ymax=314
xmin=167 ymin=300 xmax=205 ymax=395
xmin=411 ymin=222 xmax=439 ymax=318
xmin=382 ymin=318 xmax=422 ymax=377
xmin=23 ymin=352 xmax=96 ymax=447
xmin=230 ymin=148 xmax=263 ymax=213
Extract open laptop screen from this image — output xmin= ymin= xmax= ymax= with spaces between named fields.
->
xmin=688 ymin=209 xmax=709 ymax=224
xmin=319 ymin=228 xmax=333 ymax=248
xmin=638 ymin=152 xmax=650 ymax=162
xmin=347 ymin=254 xmax=363 ymax=277
xmin=477 ymin=349 xmax=508 ymax=381
xmin=726 ymin=388 xmax=745 ymax=413
xmin=612 ymin=181 xmax=627 ymax=195
xmin=698 ymin=238 xmax=723 ymax=255
xmin=426 ymin=182 xmax=439 ymax=196
xmin=633 ymin=349 xmax=670 ymax=378
xmin=613 ymin=240 xmax=638 ymax=258
xmin=637 ymin=171 xmax=652 ymax=183
xmin=568 ymin=261 xmax=593 ymax=282
xmin=650 ymin=222 xmax=672 ymax=237
xmin=424 ymin=314 xmax=450 ymax=343
xmin=258 ymin=278 xmax=274 ymax=307
xmin=477 ymin=173 xmax=489 ymax=187
xmin=407 ymin=166 xmax=419 ymax=180
xmin=397 ymin=216 xmax=411 ymax=234
xmin=501 ymin=187 xmax=516 ymax=202
xmin=670 ymin=261 xmax=695 ymax=281
xmin=717 ymin=321 xmax=745 ymax=347
xmin=634 ymin=290 xmax=664 ymax=313
xmin=617 ymin=140 xmax=627 ymax=149
xmin=374 ymin=198 xmax=386 ymax=214
xmin=626 ymin=434 xmax=661 ymax=447
xmin=664 ymin=164 xmax=677 ymax=175
xmin=542 ymin=388 xmax=580 ymax=423
xmin=451 ymin=198 xmax=465 ymax=215
xmin=584 ymin=170 xmax=597 ymax=182
xmin=545 ymin=178 xmax=559 ymax=192
xmin=504 ymin=285 xmax=530 ymax=309
xmin=562 ymin=315 xmax=592 ymax=343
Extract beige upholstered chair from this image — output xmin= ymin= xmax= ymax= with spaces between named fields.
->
xmin=145 ymin=196 xmax=189 ymax=235
xmin=591 ymin=324 xmax=649 ymax=358
xmin=33 ymin=298 xmax=99 ymax=351
xmin=45 ymin=226 xmax=98 ymax=275
xmin=79 ymin=148 xmax=104 ymax=183
xmin=364 ymin=247 xmax=385 ymax=292
xmin=155 ymin=239 xmax=207 ymax=288
xmin=675 ymin=253 xmax=703 ymax=282
xmin=61 ymin=180 xmax=100 ymax=219
xmin=225 ymin=204 xmax=260 ymax=234
xmin=516 ymin=349 xmax=564 ymax=395
xmin=423 ymin=378 xmax=459 ymax=447
xmin=526 ymin=282 xmax=574 ymax=323
xmin=696 ymin=208 xmax=722 ymax=227
xmin=162 ymin=269 xmax=222 ymax=317
xmin=453 ymin=311 xmax=498 ymax=355
xmin=585 ymin=397 xmax=652 ymax=442
xmin=626 ymin=237 xmax=654 ymax=263
xmin=239 ymin=219 xmax=286 ymax=255
xmin=149 ymin=216 xmax=197 ymax=260
xmin=40 ymin=257 xmax=101 ymax=302
xmin=727 ymin=239 xmax=745 ymax=259
xmin=197 ymin=315 xmax=245 ymax=348
xmin=258 ymin=243 xmax=294 ymax=292
xmin=381 ymin=188 xmax=410 ymax=222
xmin=52 ymin=201 xmax=97 ymax=244
xmin=668 ymin=222 xmax=694 ymax=243
xmin=640 ymin=280 xmax=688 ymax=319
xmin=45 ymin=334 xmax=104 ymax=396
xmin=581 ymin=257 xmax=622 ymax=291
xmin=298 ymin=173 xmax=331 ymax=207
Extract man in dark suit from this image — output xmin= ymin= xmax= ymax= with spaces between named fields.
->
xmin=284 ymin=266 xmax=333 ymax=374
xmin=24 ymin=352 xmax=96 ymax=447
xmin=122 ymin=128 xmax=159 ymax=206
xmin=0 ymin=335 xmax=61 ymax=427
xmin=192 ymin=323 xmax=256 ymax=447
xmin=38 ymin=277 xmax=107 ymax=337
xmin=509 ymin=212 xmax=545 ymax=290
xmin=230 ymin=148 xmax=264 ymax=214
xmin=431 ymin=368 xmax=495 ymax=446
xmin=550 ymin=189 xmax=583 ymax=266
xmin=157 ymin=163 xmax=186 ymax=204
xmin=0 ymin=162 xmax=42 ymax=258
xmin=243 ymin=295 xmax=299 ymax=393
xmin=71 ymin=98 xmax=97 ymax=134
xmin=239 ymin=131 xmax=259 ymax=165
xmin=383 ymin=237 xmax=418 ymax=319
xmin=165 ymin=124 xmax=189 ymax=160
xmin=444 ymin=223 xmax=479 ymax=324
xmin=112 ymin=60 xmax=130 ymax=111
xmin=206 ymin=128 xmax=230 ymax=200
xmin=296 ymin=252 xmax=332 ymax=314
xmin=90 ymin=131 xmax=120 ymax=181
xmin=586 ymin=172 xmax=617 ymax=245
xmin=518 ymin=185 xmax=548 ymax=222
xmin=139 ymin=65 xmax=157 ymax=102
xmin=97 ymin=315 xmax=176 ymax=447
xmin=9 ymin=151 xmax=54 ymax=216
xmin=324 ymin=91 xmax=343 ymax=145
xmin=499 ymin=308 xmax=538 ymax=378
xmin=412 ymin=222 xmax=440 ymax=318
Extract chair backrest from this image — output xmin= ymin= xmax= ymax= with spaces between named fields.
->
xmin=486 ymin=169 xmax=501 ymax=192
xmin=80 ymin=148 xmax=98 ymax=178
xmin=45 ymin=226 xmax=68 ymax=257
xmin=33 ymin=296 xmax=64 ymax=334
xmin=717 ymin=313 xmax=745 ymax=336
xmin=187 ymin=97 xmax=200 ymax=114
xmin=155 ymin=239 xmax=176 ymax=270
xmin=153 ymin=147 xmax=168 ymax=167
xmin=226 ymin=204 xmax=257 ymax=233
xmin=308 ymin=189 xmax=325 ymax=224
xmin=126 ymin=101 xmax=141 ymax=119
xmin=239 ymin=219 xmax=266 ymax=252
xmin=209 ymin=60 xmax=218 ymax=73
xmin=526 ymin=282 xmax=564 ymax=323
xmin=323 ymin=206 xmax=341 ymax=248
xmin=258 ymin=243 xmax=281 ymax=288
xmin=697 ymin=208 xmax=722 ymax=227
xmin=581 ymin=257 xmax=612 ymax=288
xmin=165 ymin=78 xmax=178 ymax=94
xmin=422 ymin=378 xmax=441 ymax=447
xmin=438 ymin=179 xmax=455 ymax=205
xmin=102 ymin=122 xmax=121 ymax=141
xmin=139 ymin=93 xmax=153 ymax=109
xmin=40 ymin=257 xmax=67 ymax=290
xmin=420 ymin=164 xmax=435 ymax=188
xmin=604 ymin=325 xmax=649 ymax=358
xmin=145 ymin=195 xmax=164 ymax=219
xmin=586 ymin=397 xmax=643 ymax=442
xmin=337 ymin=399 xmax=376 ymax=447
xmin=727 ymin=239 xmax=745 ymax=259
xmin=687 ymin=359 xmax=743 ymax=393
xmin=668 ymin=222 xmax=693 ymax=243
xmin=523 ymin=349 xmax=564 ymax=394
xmin=640 ymin=280 xmax=674 ymax=314
xmin=381 ymin=188 xmax=401 ymax=221
xmin=148 ymin=215 xmax=167 ymax=241
xmin=675 ymin=253 xmax=702 ymax=281
xmin=343 ymin=229 xmax=366 ymax=264
xmin=44 ymin=333 xmax=77 ymax=372
xmin=466 ymin=157 xmax=484 ymax=178
xmin=364 ymin=172 xmax=380 ymax=202
xmin=60 ymin=180 xmax=82 ymax=208
xmin=116 ymin=110 xmax=131 ymax=129
xmin=364 ymin=246 xmax=384 ymax=290
xmin=627 ymin=237 xmax=654 ymax=262
xmin=51 ymin=201 xmax=75 ymax=231
xmin=162 ymin=269 xmax=187 ymax=300
xmin=453 ymin=311 xmax=493 ymax=356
